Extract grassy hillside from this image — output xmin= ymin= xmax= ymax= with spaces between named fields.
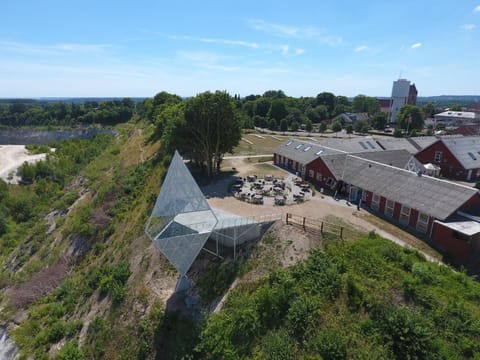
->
xmin=1 ymin=120 xmax=479 ymax=359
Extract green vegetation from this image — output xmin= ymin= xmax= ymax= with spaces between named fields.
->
xmin=0 ymin=98 xmax=135 ymax=127
xmin=3 ymin=91 xmax=480 ymax=359
xmin=193 ymin=235 xmax=480 ymax=359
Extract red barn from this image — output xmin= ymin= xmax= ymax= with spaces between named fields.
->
xmin=415 ymin=136 xmax=480 ymax=181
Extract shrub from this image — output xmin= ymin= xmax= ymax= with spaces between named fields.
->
xmin=255 ymin=329 xmax=297 ymax=359
xmin=56 ymin=341 xmax=85 ymax=360
xmin=286 ymin=295 xmax=321 ymax=338
xmin=309 ymin=329 xmax=347 ymax=360
xmin=345 ymin=275 xmax=364 ymax=311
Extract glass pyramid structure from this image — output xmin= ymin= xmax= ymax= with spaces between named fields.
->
xmin=145 ymin=151 xmax=218 ymax=291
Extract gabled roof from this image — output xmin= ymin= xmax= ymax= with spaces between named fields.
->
xmin=318 ymin=137 xmax=382 ymax=153
xmin=341 ymin=156 xmax=479 ymax=220
xmin=376 ymin=137 xmax=438 ymax=154
xmin=440 ymin=136 xmax=480 ymax=170
xmin=321 ymin=150 xmax=419 ymax=179
xmin=273 ymin=139 xmax=342 ymax=165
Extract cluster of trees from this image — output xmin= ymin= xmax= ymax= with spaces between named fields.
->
xmin=140 ymin=91 xmax=242 ymax=178
xmin=0 ymin=99 xmax=135 ymax=127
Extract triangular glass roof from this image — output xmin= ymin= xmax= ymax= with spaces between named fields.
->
xmin=145 ymin=151 xmax=218 ymax=276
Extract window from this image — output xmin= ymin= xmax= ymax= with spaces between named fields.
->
xmin=316 ymin=172 xmax=322 ymax=181
xmin=366 ymin=141 xmax=376 ymax=149
xmin=326 ymin=178 xmax=336 ymax=187
xmin=295 ymin=144 xmax=303 ymax=149
xmin=286 ymin=140 xmax=293 ymax=146
xmin=308 ymin=169 xmax=314 ymax=178
xmin=385 ymin=199 xmax=394 ymax=217
xmin=417 ymin=212 xmax=429 ymax=233
xmin=468 ymin=152 xmax=477 ymax=160
xmin=303 ymin=146 xmax=312 ymax=152
xmin=434 ymin=151 xmax=442 ymax=163
xmin=315 ymin=150 xmax=324 ymax=155
xmin=359 ymin=141 xmax=368 ymax=150
xmin=371 ymin=194 xmax=379 ymax=211
xmin=399 ymin=205 xmax=411 ymax=225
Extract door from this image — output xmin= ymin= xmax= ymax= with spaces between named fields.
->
xmin=349 ymin=186 xmax=358 ymax=201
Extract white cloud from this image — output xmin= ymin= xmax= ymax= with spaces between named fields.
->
xmin=248 ymin=19 xmax=342 ymax=46
xmin=0 ymin=40 xmax=111 ymax=55
xmin=461 ymin=23 xmax=476 ymax=30
xmin=280 ymin=44 xmax=289 ymax=55
xmin=295 ymin=48 xmax=305 ymax=55
xmin=411 ymin=42 xmax=422 ymax=49
xmin=474 ymin=5 xmax=480 ymax=12
xmin=354 ymin=45 xmax=368 ymax=52
xmin=170 ymin=35 xmax=259 ymax=49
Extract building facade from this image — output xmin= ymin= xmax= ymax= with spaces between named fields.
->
xmin=389 ymin=78 xmax=417 ymax=123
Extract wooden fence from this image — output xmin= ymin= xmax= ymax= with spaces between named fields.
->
xmin=285 ymin=213 xmax=354 ymax=240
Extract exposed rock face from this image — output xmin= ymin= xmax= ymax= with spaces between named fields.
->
xmin=0 ymin=328 xmax=18 ymax=360
xmin=0 ymin=129 xmax=115 ymax=145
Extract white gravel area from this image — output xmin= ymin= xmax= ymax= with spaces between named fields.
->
xmin=0 ymin=145 xmax=47 ymax=184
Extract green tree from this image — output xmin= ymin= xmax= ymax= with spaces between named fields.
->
xmin=422 ymin=102 xmax=435 ymax=118
xmin=254 ymin=98 xmax=271 ymax=117
xmin=163 ymin=91 xmax=241 ymax=178
xmin=291 ymin=121 xmax=299 ymax=132
xmin=346 ymin=124 xmax=353 ymax=134
xmin=319 ymin=121 xmax=327 ymax=133
xmin=331 ymin=121 xmax=342 ymax=133
xmin=280 ymin=118 xmax=288 ymax=132
xmin=397 ymin=105 xmax=424 ymax=131
xmin=371 ymin=112 xmax=387 ymax=130
xmin=304 ymin=119 xmax=313 ymax=132
xmin=354 ymin=120 xmax=369 ymax=133
xmin=316 ymin=92 xmax=336 ymax=116
xmin=263 ymin=90 xmax=287 ymax=99
xmin=449 ymin=104 xmax=462 ymax=111
xmin=353 ymin=95 xmax=380 ymax=114
xmin=268 ymin=99 xmax=288 ymax=122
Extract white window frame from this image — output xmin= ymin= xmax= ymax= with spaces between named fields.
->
xmin=361 ymin=190 xmax=367 ymax=201
xmin=385 ymin=199 xmax=394 ymax=218
xmin=371 ymin=194 xmax=379 ymax=211
xmin=399 ymin=205 xmax=411 ymax=225
xmin=308 ymin=169 xmax=314 ymax=178
xmin=417 ymin=212 xmax=429 ymax=233
xmin=316 ymin=171 xmax=322 ymax=181
xmin=326 ymin=178 xmax=336 ymax=187
xmin=434 ymin=151 xmax=442 ymax=163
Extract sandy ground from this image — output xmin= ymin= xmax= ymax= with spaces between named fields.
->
xmin=204 ymin=158 xmax=440 ymax=263
xmin=0 ymin=145 xmax=47 ymax=184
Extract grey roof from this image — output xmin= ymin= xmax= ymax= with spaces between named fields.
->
xmin=321 ymin=150 xmax=418 ymax=178
xmin=375 ymin=137 xmax=438 ymax=154
xmin=440 ymin=136 xmax=480 ymax=170
xmin=318 ymin=137 xmax=383 ymax=153
xmin=435 ymin=111 xmax=475 ymax=119
xmin=341 ymin=155 xmax=479 ymax=220
xmin=273 ymin=139 xmax=342 ymax=165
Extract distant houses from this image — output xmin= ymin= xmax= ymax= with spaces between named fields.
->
xmin=273 ymin=136 xmax=480 ymax=268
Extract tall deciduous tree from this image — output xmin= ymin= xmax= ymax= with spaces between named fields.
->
xmin=163 ymin=91 xmax=241 ymax=178
xmin=397 ymin=105 xmax=424 ymax=131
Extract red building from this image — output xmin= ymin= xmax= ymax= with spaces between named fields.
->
xmin=274 ymin=139 xmax=480 ymax=266
xmin=415 ymin=136 xmax=480 ymax=181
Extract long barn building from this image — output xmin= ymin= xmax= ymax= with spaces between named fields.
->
xmin=274 ymin=138 xmax=480 ymax=268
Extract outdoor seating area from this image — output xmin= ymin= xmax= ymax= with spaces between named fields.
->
xmin=233 ymin=174 xmax=313 ymax=205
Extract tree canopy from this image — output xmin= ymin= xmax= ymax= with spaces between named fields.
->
xmin=397 ymin=105 xmax=424 ymax=132
xmin=162 ymin=91 xmax=242 ymax=178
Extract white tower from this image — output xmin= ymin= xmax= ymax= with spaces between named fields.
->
xmin=389 ymin=79 xmax=411 ymax=123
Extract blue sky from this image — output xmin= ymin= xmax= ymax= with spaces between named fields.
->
xmin=1 ymin=0 xmax=479 ymax=98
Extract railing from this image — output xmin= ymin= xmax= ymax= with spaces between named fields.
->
xmin=285 ymin=213 xmax=351 ymax=239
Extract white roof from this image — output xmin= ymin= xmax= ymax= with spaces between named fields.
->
xmin=435 ymin=219 xmax=480 ymax=236
xmin=435 ymin=111 xmax=475 ymax=119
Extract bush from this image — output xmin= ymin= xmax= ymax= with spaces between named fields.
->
xmin=255 ymin=329 xmax=297 ymax=359
xmin=56 ymin=341 xmax=85 ymax=360
xmin=286 ymin=295 xmax=321 ymax=338
xmin=309 ymin=329 xmax=347 ymax=360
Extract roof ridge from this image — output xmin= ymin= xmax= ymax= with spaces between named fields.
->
xmin=345 ymin=154 xmax=479 ymax=192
